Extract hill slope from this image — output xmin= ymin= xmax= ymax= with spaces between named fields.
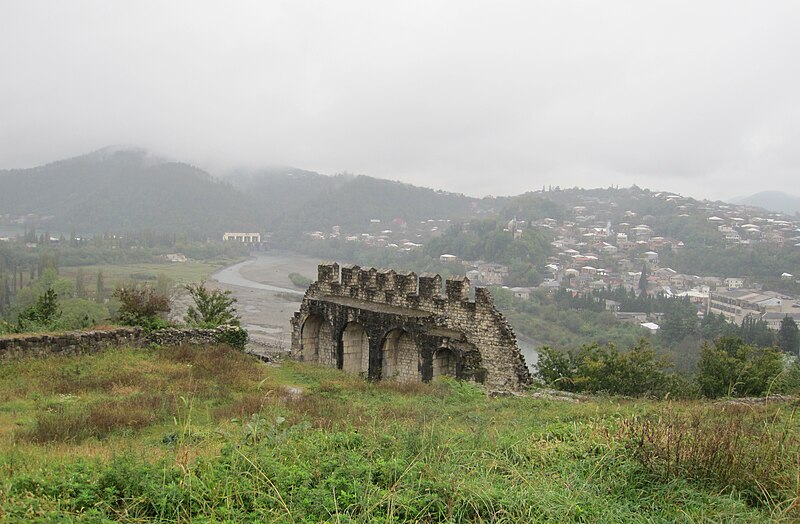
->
xmin=227 ymin=169 xmax=481 ymax=234
xmin=1 ymin=149 xmax=480 ymax=236
xmin=731 ymin=190 xmax=800 ymax=215
xmin=0 ymin=148 xmax=259 ymax=235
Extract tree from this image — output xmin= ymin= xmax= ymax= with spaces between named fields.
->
xmin=75 ymin=268 xmax=86 ymax=299
xmin=95 ymin=271 xmax=105 ymax=303
xmin=16 ymin=288 xmax=61 ymax=331
xmin=638 ymin=263 xmax=649 ymax=296
xmin=184 ymin=281 xmax=240 ymax=327
xmin=778 ymin=316 xmax=799 ymax=356
xmin=112 ymin=285 xmax=171 ymax=330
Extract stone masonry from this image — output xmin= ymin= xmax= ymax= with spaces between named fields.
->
xmin=291 ymin=263 xmax=532 ymax=390
xmin=0 ymin=326 xmax=245 ymax=360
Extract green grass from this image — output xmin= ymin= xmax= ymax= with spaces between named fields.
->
xmin=0 ymin=347 xmax=798 ymax=522
xmin=59 ymin=260 xmax=234 ymax=289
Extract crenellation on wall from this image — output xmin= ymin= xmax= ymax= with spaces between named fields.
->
xmin=317 ymin=262 xmax=340 ymax=284
xmin=375 ymin=268 xmax=396 ymax=291
xmin=418 ymin=273 xmax=442 ymax=301
xmin=445 ymin=276 xmax=470 ymax=302
xmin=291 ymin=262 xmax=532 ymax=390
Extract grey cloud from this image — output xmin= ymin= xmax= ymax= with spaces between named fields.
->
xmin=1 ymin=1 xmax=799 ymax=200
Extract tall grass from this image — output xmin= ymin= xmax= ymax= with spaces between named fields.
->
xmin=620 ymin=402 xmax=800 ymax=513
xmin=0 ymin=348 xmax=797 ymax=522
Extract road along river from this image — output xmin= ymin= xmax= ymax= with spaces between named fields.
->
xmin=212 ymin=252 xmax=537 ymax=368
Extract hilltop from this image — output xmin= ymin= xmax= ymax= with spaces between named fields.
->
xmin=0 ymin=148 xmax=259 ymax=236
xmin=0 ymin=148 xmax=479 ymax=237
xmin=731 ymin=190 xmax=800 ymax=216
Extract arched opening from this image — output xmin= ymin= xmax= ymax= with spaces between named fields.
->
xmin=432 ymin=348 xmax=457 ymax=379
xmin=381 ymin=329 xmax=420 ymax=382
xmin=341 ymin=322 xmax=369 ymax=375
xmin=301 ymin=315 xmax=323 ymax=362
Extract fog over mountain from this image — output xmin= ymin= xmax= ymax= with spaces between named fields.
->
xmin=2 ymin=2 xmax=800 ymax=201
xmin=731 ymin=191 xmax=800 ymax=216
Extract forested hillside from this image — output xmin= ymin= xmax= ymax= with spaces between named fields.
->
xmin=228 ymin=169 xmax=480 ymax=236
xmin=1 ymin=149 xmax=480 ymax=237
xmin=0 ymin=148 xmax=259 ymax=235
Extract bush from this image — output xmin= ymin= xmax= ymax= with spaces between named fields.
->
xmin=622 ymin=404 xmax=799 ymax=507
xmin=288 ymin=272 xmax=312 ymax=288
xmin=536 ymin=339 xmax=674 ymax=397
xmin=214 ymin=325 xmax=248 ymax=351
xmin=697 ymin=337 xmax=785 ymax=398
xmin=15 ymin=288 xmax=62 ymax=332
xmin=112 ymin=285 xmax=171 ymax=331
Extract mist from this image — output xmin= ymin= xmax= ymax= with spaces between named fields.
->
xmin=2 ymin=1 xmax=799 ymax=200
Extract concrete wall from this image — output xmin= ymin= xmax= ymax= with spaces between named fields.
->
xmin=0 ymin=326 xmax=242 ymax=360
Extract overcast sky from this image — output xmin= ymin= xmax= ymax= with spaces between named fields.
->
xmin=1 ymin=1 xmax=798 ymax=200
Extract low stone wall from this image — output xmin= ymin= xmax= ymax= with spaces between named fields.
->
xmin=0 ymin=326 xmax=242 ymax=360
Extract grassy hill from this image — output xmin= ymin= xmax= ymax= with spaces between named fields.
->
xmin=1 ymin=345 xmax=797 ymax=522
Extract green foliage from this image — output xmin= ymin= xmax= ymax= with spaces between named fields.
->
xmin=778 ymin=315 xmax=799 ymax=355
xmin=16 ymin=288 xmax=62 ymax=332
xmin=624 ymin=404 xmax=799 ymax=508
xmin=425 ymin=218 xmax=552 ymax=278
xmin=184 ymin=281 xmax=240 ymax=327
xmin=57 ymin=298 xmax=110 ymax=330
xmin=697 ymin=337 xmax=785 ymax=398
xmin=1 ymin=350 xmax=794 ymax=521
xmin=213 ymin=325 xmax=249 ymax=351
xmin=536 ymin=340 xmax=673 ymax=397
xmin=738 ymin=316 xmax=776 ymax=347
xmin=112 ymin=285 xmax=171 ymax=331
xmin=287 ymin=272 xmax=312 ymax=288
xmin=502 ymin=290 xmax=648 ymax=355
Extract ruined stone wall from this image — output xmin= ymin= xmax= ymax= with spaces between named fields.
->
xmin=291 ymin=262 xmax=531 ymax=390
xmin=0 ymin=326 xmax=244 ymax=360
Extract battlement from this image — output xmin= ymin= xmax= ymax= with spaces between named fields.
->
xmin=315 ymin=262 xmax=473 ymax=303
xmin=295 ymin=262 xmax=532 ymax=391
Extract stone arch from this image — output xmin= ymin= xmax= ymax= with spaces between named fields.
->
xmin=381 ymin=328 xmax=420 ymax=382
xmin=432 ymin=347 xmax=457 ymax=379
xmin=300 ymin=314 xmax=332 ymax=363
xmin=340 ymin=322 xmax=370 ymax=375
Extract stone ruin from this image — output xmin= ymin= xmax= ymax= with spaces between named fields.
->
xmin=290 ymin=263 xmax=532 ymax=390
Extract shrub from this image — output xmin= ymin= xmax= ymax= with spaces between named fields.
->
xmin=697 ymin=337 xmax=785 ymax=398
xmin=15 ymin=288 xmax=61 ymax=332
xmin=184 ymin=281 xmax=240 ymax=327
xmin=214 ymin=325 xmax=248 ymax=351
xmin=288 ymin=272 xmax=312 ymax=288
xmin=112 ymin=285 xmax=171 ymax=331
xmin=536 ymin=339 xmax=674 ymax=397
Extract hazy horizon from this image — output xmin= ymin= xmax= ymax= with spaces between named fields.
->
xmin=2 ymin=1 xmax=799 ymax=201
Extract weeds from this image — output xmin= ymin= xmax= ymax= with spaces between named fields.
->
xmin=18 ymin=394 xmax=170 ymax=443
xmin=620 ymin=402 xmax=800 ymax=513
xmin=0 ymin=347 xmax=797 ymax=522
